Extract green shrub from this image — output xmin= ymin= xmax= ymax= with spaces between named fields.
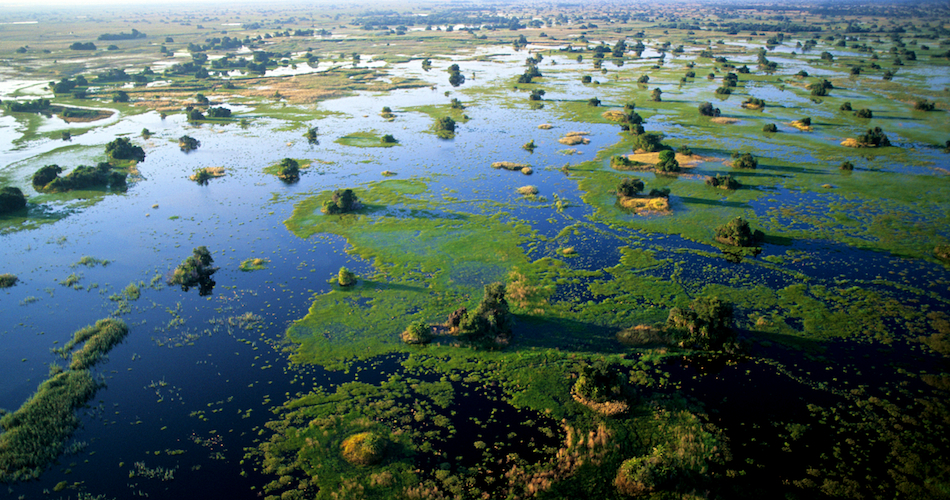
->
xmin=0 ymin=187 xmax=27 ymax=214
xmin=0 ymin=273 xmax=18 ymax=288
xmin=322 ymin=189 xmax=361 ymax=214
xmin=401 ymin=321 xmax=432 ymax=345
xmin=715 ymin=217 xmax=762 ymax=246
xmin=667 ymin=296 xmax=735 ymax=350
xmin=337 ymin=267 xmax=356 ymax=286
xmin=168 ymin=246 xmax=217 ymax=294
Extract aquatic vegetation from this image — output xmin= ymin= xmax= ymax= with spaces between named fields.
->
xmin=74 ymin=256 xmax=109 ymax=267
xmin=433 ymin=116 xmax=456 ymax=139
xmin=517 ymin=185 xmax=538 ymax=197
xmin=558 ymin=131 xmax=590 ymax=146
xmin=0 ymin=273 xmax=18 ymax=288
xmin=56 ymin=318 xmax=130 ymax=370
xmin=0 ymin=370 xmax=99 ymax=482
xmin=491 ymin=161 xmax=530 ymax=172
xmin=705 ymin=174 xmax=740 ymax=191
xmin=239 ymin=258 xmax=269 ymax=271
xmin=275 ymin=158 xmax=299 ymax=182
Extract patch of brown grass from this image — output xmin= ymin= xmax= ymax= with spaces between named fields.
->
xmin=601 ymin=110 xmax=625 ymax=122
xmin=710 ymin=117 xmax=739 ymax=124
xmin=558 ymin=131 xmax=590 ymax=145
xmin=491 ymin=161 xmax=530 ymax=171
xmin=790 ymin=120 xmax=812 ymax=131
xmin=619 ymin=196 xmax=671 ymax=215
xmin=188 ymin=167 xmax=225 ymax=181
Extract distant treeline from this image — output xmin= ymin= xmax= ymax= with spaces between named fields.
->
xmin=69 ymin=42 xmax=96 ymax=50
xmin=97 ymin=28 xmax=146 ymax=41
xmin=353 ymin=10 xmax=522 ymax=29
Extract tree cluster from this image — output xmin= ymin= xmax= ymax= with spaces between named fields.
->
xmin=105 ymin=138 xmax=145 ymax=162
xmin=715 ymin=217 xmax=763 ymax=247
xmin=31 ymin=163 xmax=126 ymax=193
xmin=666 ymin=296 xmax=736 ymax=351
xmin=448 ymin=64 xmax=465 ymax=87
xmin=698 ymin=102 xmax=720 ymax=117
xmin=0 ymin=187 xmax=26 ymax=214
xmin=322 ymin=189 xmax=361 ymax=215
xmin=168 ymin=246 xmax=217 ymax=295
xmin=448 ymin=282 xmax=513 ymax=349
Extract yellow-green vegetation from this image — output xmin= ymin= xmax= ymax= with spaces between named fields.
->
xmin=239 ymin=258 xmax=269 ymax=271
xmin=264 ymin=158 xmax=309 ymax=181
xmin=337 ymin=267 xmax=356 ymax=286
xmin=400 ymin=321 xmax=432 ymax=345
xmin=517 ymin=185 xmax=539 ymax=197
xmin=335 ymin=131 xmax=398 ymax=148
xmin=1 ymin=319 xmax=127 ymax=482
xmin=340 ymin=432 xmax=388 ymax=466
xmin=558 ymin=131 xmax=590 ymax=145
xmin=189 ymin=167 xmax=225 ymax=185
xmin=491 ymin=161 xmax=530 ymax=171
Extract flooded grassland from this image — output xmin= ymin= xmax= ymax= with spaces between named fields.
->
xmin=1 ymin=3 xmax=949 ymax=500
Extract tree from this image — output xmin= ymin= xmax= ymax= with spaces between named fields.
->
xmin=113 ymin=91 xmax=129 ymax=103
xmin=168 ymin=246 xmax=217 ymax=295
xmin=705 ymin=174 xmax=740 ymax=190
xmin=0 ymin=187 xmax=27 ymax=214
xmin=105 ymin=137 xmax=146 ymax=162
xmin=32 ymin=165 xmax=63 ymax=189
xmin=840 ymin=102 xmax=853 ymax=111
xmin=731 ymin=152 xmax=758 ymax=169
xmin=141 ymin=128 xmax=152 ymax=139
xmin=188 ymin=108 xmax=205 ymax=121
xmin=337 ymin=267 xmax=356 ymax=286
xmin=698 ymin=102 xmax=720 ymax=117
xmin=381 ymin=134 xmax=397 ymax=144
xmin=840 ymin=161 xmax=854 ymax=171
xmin=763 ymin=123 xmax=778 ymax=133
xmin=667 ymin=296 xmax=735 ymax=350
xmin=855 ymin=127 xmax=890 ymax=147
xmin=435 ymin=116 xmax=456 ymax=139
xmin=448 ymin=63 xmax=465 ymax=87
xmin=277 ymin=158 xmax=299 ymax=181
xmin=322 ymin=189 xmax=360 ymax=214
xmin=456 ymin=282 xmax=513 ymax=348
xmin=401 ymin=321 xmax=432 ymax=345
xmin=650 ymin=88 xmax=662 ymax=102
xmin=855 ymin=108 xmax=873 ymax=119
xmin=529 ymin=89 xmax=545 ymax=101
xmin=304 ymin=126 xmax=318 ymax=145
xmin=581 ymin=75 xmax=592 ymax=83
xmin=637 ymin=75 xmax=650 ymax=84
xmin=656 ymin=150 xmax=679 ymax=173
xmin=206 ymin=107 xmax=231 ymax=118
xmin=450 ymin=98 xmax=465 ymax=109
xmin=617 ymin=177 xmax=644 ymax=197
xmin=715 ymin=217 xmax=762 ymax=246
xmin=178 ymin=135 xmax=200 ymax=152
xmin=587 ymin=97 xmax=601 ymax=107
xmin=914 ymin=100 xmax=936 ymax=111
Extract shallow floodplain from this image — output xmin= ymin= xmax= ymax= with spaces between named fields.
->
xmin=1 ymin=3 xmax=950 ymax=500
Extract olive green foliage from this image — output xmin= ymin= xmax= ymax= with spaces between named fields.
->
xmin=617 ymin=177 xmax=644 ymax=197
xmin=840 ymin=102 xmax=853 ymax=111
xmin=380 ymin=134 xmax=397 ymax=144
xmin=715 ymin=217 xmax=763 ymax=247
xmin=840 ymin=161 xmax=855 ymax=171
xmin=588 ymin=97 xmax=601 ymax=107
xmin=0 ymin=370 xmax=99 ymax=482
xmin=0 ymin=273 xmax=18 ymax=288
xmin=914 ymin=100 xmax=936 ymax=111
xmin=855 ymin=108 xmax=873 ymax=119
xmin=655 ymin=150 xmax=679 ymax=173
xmin=666 ymin=296 xmax=735 ymax=350
xmin=630 ymin=132 xmax=665 ymax=153
xmin=0 ymin=318 xmax=127 ymax=482
xmin=321 ymin=189 xmax=360 ymax=215
xmin=168 ymin=246 xmax=217 ymax=294
xmin=434 ymin=116 xmax=456 ymax=139
xmin=54 ymin=318 xmax=130 ymax=370
xmin=239 ymin=258 xmax=269 ymax=271
xmin=731 ymin=152 xmax=758 ymax=169
xmin=304 ymin=126 xmax=319 ymax=145
xmin=763 ymin=123 xmax=778 ymax=133
xmin=457 ymin=282 xmax=513 ymax=349
xmin=401 ymin=321 xmax=432 ymax=345
xmin=340 ymin=432 xmax=388 ymax=465
xmin=31 ymin=163 xmax=126 ymax=192
xmin=936 ymin=245 xmax=950 ymax=262
xmin=650 ymin=88 xmax=662 ymax=101
xmin=104 ymin=137 xmax=145 ymax=162
xmin=277 ymin=158 xmax=299 ymax=181
xmin=178 ymin=135 xmax=200 ymax=152
xmin=0 ymin=187 xmax=27 ymax=214
xmin=337 ymin=266 xmax=356 ymax=286
xmin=698 ymin=102 xmax=720 ymax=117
xmin=573 ymin=361 xmax=628 ymax=403
xmin=705 ymin=174 xmax=740 ymax=190
xmin=855 ymin=127 xmax=891 ymax=147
